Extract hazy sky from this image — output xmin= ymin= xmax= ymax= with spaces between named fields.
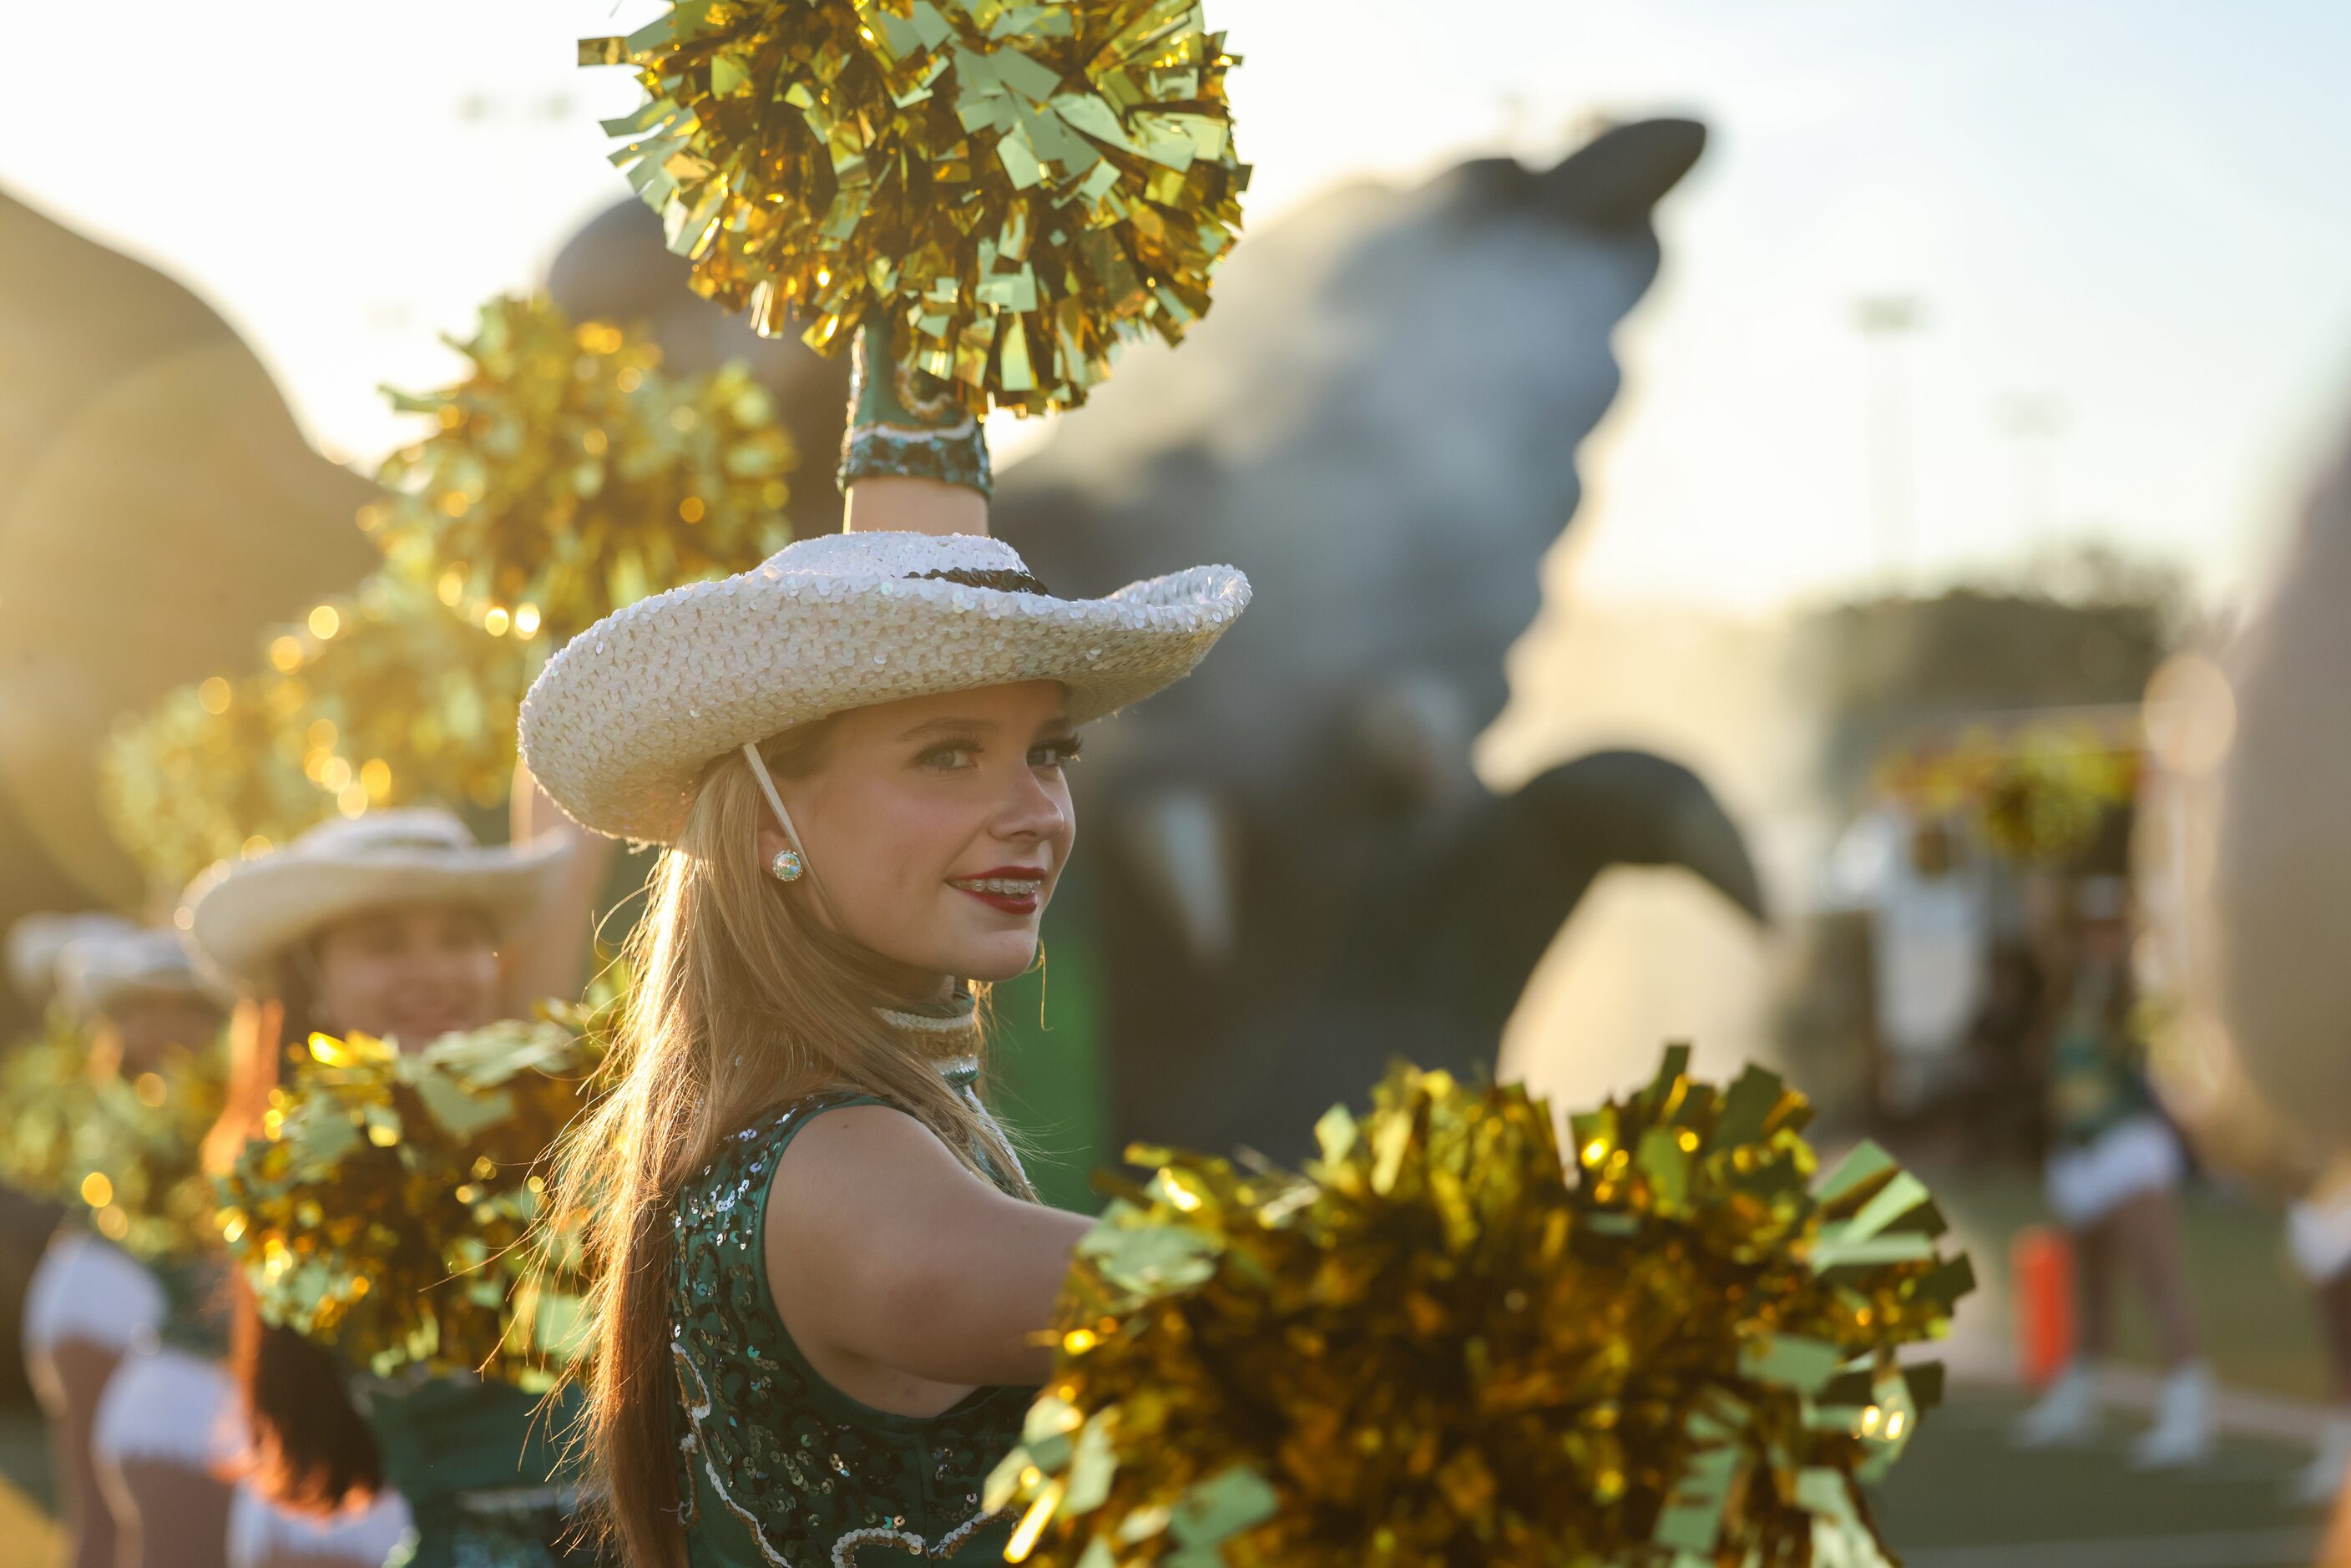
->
xmin=5 ymin=1 xmax=2346 ymax=610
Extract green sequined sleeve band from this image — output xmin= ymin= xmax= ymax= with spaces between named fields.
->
xmin=837 ymin=319 xmax=993 ymax=499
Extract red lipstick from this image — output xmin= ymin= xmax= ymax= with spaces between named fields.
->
xmin=948 ymin=864 xmax=1049 ymax=917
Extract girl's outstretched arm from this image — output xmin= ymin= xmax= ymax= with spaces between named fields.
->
xmin=766 ymin=1104 xmax=1092 ymax=1397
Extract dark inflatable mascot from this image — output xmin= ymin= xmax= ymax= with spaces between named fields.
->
xmin=548 ymin=119 xmax=1762 ymax=1167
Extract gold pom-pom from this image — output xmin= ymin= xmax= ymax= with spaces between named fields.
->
xmin=100 ymin=671 xmax=318 ymax=888
xmin=0 ymin=1016 xmax=227 ymax=1261
xmin=100 ymin=577 xmax=523 ymax=888
xmin=215 ymin=1018 xmax=604 ymax=1386
xmin=103 ymin=296 xmax=792 ymax=888
xmin=584 ymin=0 xmax=1247 ymax=416
xmin=272 ymin=574 xmax=528 ymax=814
xmin=0 ymin=1013 xmax=103 ymax=1207
xmin=78 ymin=1041 xmax=228 ymax=1262
xmin=1875 ymin=721 xmax=2138 ymax=867
xmin=374 ymin=293 xmax=796 ymax=649
xmin=1975 ymin=727 xmax=2136 ymax=865
xmin=989 ymin=1051 xmax=1972 ymax=1567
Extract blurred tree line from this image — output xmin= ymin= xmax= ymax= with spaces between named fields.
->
xmin=1774 ymin=541 xmax=2195 ymax=1137
xmin=1796 ymin=541 xmax=2196 ymax=812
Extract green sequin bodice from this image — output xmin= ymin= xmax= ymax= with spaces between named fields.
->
xmin=148 ymin=1253 xmax=229 ymax=1358
xmin=670 ymin=1091 xmax=1031 ymax=1568
xmin=2046 ymin=967 xmax=2154 ymax=1146
xmin=363 ymin=1375 xmax=585 ymax=1568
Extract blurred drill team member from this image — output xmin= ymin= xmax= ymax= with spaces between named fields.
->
xmin=11 ymin=912 xmax=160 ymax=1568
xmin=2283 ymin=1167 xmax=2351 ymax=1502
xmin=53 ymin=928 xmax=236 ymax=1568
xmin=185 ymin=791 xmax=607 ymax=1568
xmin=2013 ymin=875 xmax=2212 ymax=1467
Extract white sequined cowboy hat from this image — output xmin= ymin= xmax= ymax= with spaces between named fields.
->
xmin=7 ymin=911 xmax=138 ymax=1006
xmin=179 ymin=808 xmax=572 ymax=991
xmin=55 ymin=928 xmax=215 ymax=1023
xmin=519 ymin=530 xmax=1250 ymax=844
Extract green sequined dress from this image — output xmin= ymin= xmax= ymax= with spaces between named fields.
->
xmin=151 ymin=1253 xmax=230 ymax=1358
xmin=361 ymin=1373 xmax=587 ymax=1568
xmin=2046 ymin=965 xmax=2156 ymax=1147
xmin=669 ymin=1051 xmax=1034 ymax=1568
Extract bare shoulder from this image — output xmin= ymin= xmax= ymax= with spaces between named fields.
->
xmin=758 ymin=1100 xmax=1092 ymax=1392
xmin=764 ymin=1103 xmax=999 ymax=1254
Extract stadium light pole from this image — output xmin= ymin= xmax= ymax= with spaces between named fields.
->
xmin=1856 ymin=294 xmax=1924 ymax=592
xmin=1999 ymin=392 xmax=2065 ymax=553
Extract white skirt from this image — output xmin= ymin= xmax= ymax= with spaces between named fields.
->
xmin=92 ymin=1344 xmax=238 ymax=1469
xmin=2290 ymin=1191 xmax=2351 ymax=1285
xmin=2044 ymin=1112 xmax=2185 ymax=1228
xmin=22 ymin=1232 xmax=167 ymax=1406
xmin=227 ymin=1484 xmax=415 ymax=1568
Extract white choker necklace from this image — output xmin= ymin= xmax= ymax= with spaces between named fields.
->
xmin=873 ymin=986 xmax=978 ymax=1039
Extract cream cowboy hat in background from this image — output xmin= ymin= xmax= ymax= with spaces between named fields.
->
xmin=55 ymin=928 xmax=215 ymax=1023
xmin=8 ymin=910 xmax=138 ymax=1006
xmin=179 ymin=808 xmax=572 ymax=991
xmin=519 ymin=530 xmax=1249 ymax=845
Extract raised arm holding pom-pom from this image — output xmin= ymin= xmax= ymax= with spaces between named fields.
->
xmin=538 ymin=5 xmax=1264 ymax=1563
xmin=528 ymin=515 xmax=1249 ymax=1566
xmin=840 ymin=321 xmax=993 ymax=539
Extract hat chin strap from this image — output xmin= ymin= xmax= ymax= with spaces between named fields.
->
xmin=741 ymin=744 xmax=823 ymax=898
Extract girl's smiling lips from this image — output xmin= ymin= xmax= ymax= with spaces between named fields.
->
xmin=948 ymin=865 xmax=1047 ymax=915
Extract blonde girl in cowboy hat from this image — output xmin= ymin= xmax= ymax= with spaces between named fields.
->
xmin=10 ymin=915 xmax=183 ymax=1568
xmin=523 ymin=366 xmax=1247 ymax=1568
xmin=181 ymin=788 xmax=609 ymax=1568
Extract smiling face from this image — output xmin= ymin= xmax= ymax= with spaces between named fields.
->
xmin=308 ymin=902 xmax=503 ymax=1048
xmin=761 ymin=680 xmax=1079 ymax=989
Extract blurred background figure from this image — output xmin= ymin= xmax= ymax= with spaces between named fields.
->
xmin=10 ymin=917 xmax=174 ymax=1568
xmin=55 ymin=929 xmax=234 ymax=1568
xmin=2285 ymin=1166 xmax=2351 ymax=1504
xmin=2012 ymin=872 xmax=2207 ymax=1467
xmin=6 ymin=918 xmax=139 ymax=1013
xmin=182 ymin=790 xmax=601 ymax=1568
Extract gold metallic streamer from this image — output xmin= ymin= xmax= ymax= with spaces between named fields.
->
xmin=0 ymin=1014 xmax=103 ymax=1211
xmin=275 ymin=574 xmax=529 ymax=817
xmin=372 ymin=293 xmax=796 ymax=649
xmin=1974 ymin=731 xmax=2136 ymax=865
xmin=100 ymin=576 xmax=523 ymax=888
xmin=213 ymin=1014 xmax=607 ymax=1387
xmin=988 ymin=1052 xmax=1972 ymax=1567
xmin=0 ymin=1014 xmax=228 ymax=1262
xmin=1875 ymin=720 xmax=2139 ymax=867
xmin=582 ymin=0 xmax=1248 ymax=416
xmin=100 ymin=670 xmax=321 ymax=891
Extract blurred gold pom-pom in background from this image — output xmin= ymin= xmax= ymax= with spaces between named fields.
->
xmin=100 ymin=577 xmax=523 ymax=888
xmin=373 ymin=292 xmax=796 ymax=648
xmin=101 ymin=292 xmax=796 ymax=890
xmin=215 ymin=1017 xmax=605 ymax=1387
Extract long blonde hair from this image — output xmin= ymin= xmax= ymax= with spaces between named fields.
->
xmin=551 ymin=719 xmax=1034 ymax=1568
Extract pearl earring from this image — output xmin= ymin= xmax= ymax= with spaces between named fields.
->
xmin=768 ymin=847 xmax=805 ymax=883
